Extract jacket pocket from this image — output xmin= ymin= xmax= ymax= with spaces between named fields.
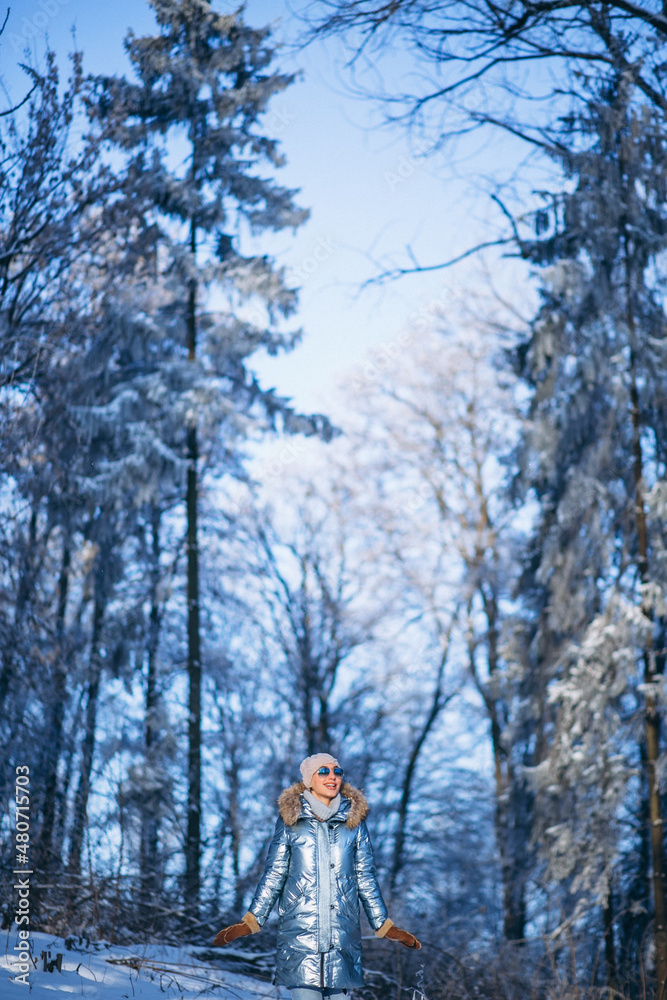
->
xmin=279 ymin=880 xmax=305 ymax=916
xmin=336 ymin=874 xmax=359 ymax=910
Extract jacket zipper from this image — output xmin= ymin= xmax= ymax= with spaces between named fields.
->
xmin=320 ymin=951 xmax=324 ymax=988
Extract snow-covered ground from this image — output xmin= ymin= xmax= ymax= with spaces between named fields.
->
xmin=1 ymin=927 xmax=290 ymax=998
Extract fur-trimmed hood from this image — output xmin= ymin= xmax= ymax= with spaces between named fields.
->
xmin=278 ymin=781 xmax=369 ymax=829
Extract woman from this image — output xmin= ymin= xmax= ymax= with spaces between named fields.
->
xmin=213 ymin=753 xmax=420 ymax=998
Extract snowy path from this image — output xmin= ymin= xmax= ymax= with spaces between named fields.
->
xmin=1 ymin=928 xmax=290 ymax=998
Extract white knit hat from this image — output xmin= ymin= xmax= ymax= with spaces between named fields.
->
xmin=300 ymin=753 xmax=340 ymax=788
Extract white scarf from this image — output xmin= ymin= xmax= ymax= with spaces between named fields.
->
xmin=303 ymin=789 xmax=342 ymax=821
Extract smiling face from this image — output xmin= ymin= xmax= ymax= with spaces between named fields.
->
xmin=309 ymin=764 xmax=343 ymax=805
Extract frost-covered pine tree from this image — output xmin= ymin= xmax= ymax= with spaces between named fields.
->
xmin=0 ymin=52 xmax=131 ymax=894
xmin=513 ymin=72 xmax=667 ymax=991
xmin=85 ymin=0 xmax=323 ymax=907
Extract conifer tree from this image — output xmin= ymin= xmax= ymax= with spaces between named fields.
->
xmin=514 ymin=75 xmax=667 ymax=992
xmin=0 ymin=52 xmax=120 ymax=890
xmin=87 ymin=0 xmax=318 ymax=907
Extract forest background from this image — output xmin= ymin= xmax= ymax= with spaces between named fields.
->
xmin=3 ymin=1 xmax=667 ymax=999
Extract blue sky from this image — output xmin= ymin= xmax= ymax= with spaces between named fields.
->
xmin=2 ymin=0 xmax=530 ymax=414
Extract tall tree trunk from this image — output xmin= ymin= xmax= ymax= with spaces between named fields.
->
xmin=302 ymin=666 xmax=319 ymax=756
xmin=501 ymin=786 xmax=529 ymax=942
xmin=389 ymin=628 xmax=454 ymax=895
xmin=619 ymin=748 xmax=650 ymax=980
xmin=630 ymin=354 xmax=667 ymax=998
xmin=185 ymin=219 xmax=202 ymax=909
xmin=34 ymin=534 xmax=71 ymax=874
xmin=140 ymin=508 xmax=162 ymax=925
xmin=0 ymin=503 xmax=39 ymax=710
xmin=228 ymin=754 xmax=245 ymax=914
xmin=482 ymin=585 xmax=519 ymax=941
xmin=490 ymin=715 xmax=526 ymax=941
xmin=469 ymin=584 xmax=528 ymax=941
xmin=67 ymin=578 xmax=106 ymax=874
xmin=53 ymin=689 xmax=85 ymax=862
xmin=316 ymin=692 xmax=331 ymax=750
xmin=603 ymin=886 xmax=618 ymax=992
xmin=297 ymin=637 xmax=326 ymax=755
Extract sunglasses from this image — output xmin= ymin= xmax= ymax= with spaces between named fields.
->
xmin=317 ymin=766 xmax=344 ymax=777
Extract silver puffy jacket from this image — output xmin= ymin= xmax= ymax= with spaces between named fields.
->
xmin=248 ymin=782 xmax=389 ymax=988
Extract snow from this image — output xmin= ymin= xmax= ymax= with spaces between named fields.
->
xmin=1 ymin=928 xmax=289 ymax=999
